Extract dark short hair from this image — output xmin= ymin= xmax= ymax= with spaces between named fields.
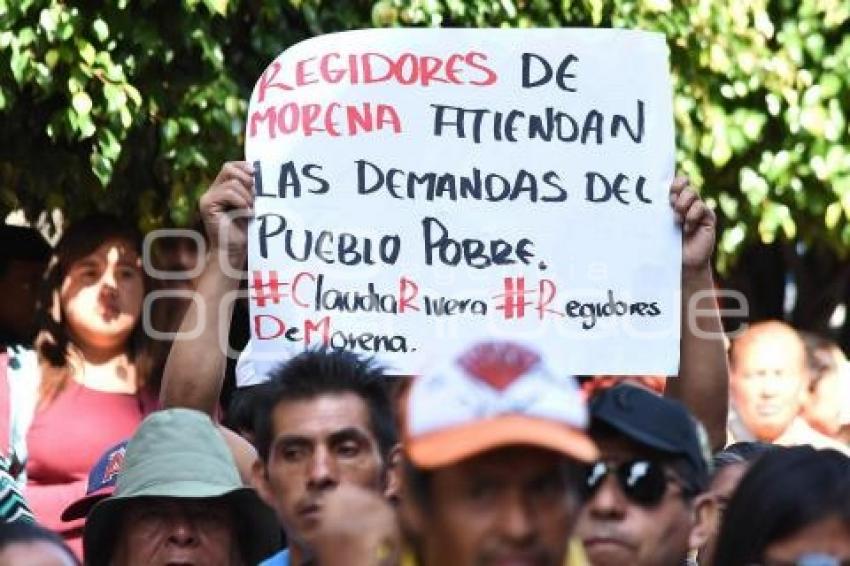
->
xmin=225 ymin=384 xmax=265 ymax=442
xmin=711 ymin=441 xmax=775 ymax=474
xmin=253 ymin=348 xmax=397 ymax=463
xmin=0 ymin=521 xmax=80 ymax=565
xmin=713 ymin=446 xmax=850 ymax=566
xmin=0 ymin=225 xmax=51 ymax=278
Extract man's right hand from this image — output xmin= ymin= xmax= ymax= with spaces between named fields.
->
xmin=199 ymin=161 xmax=254 ymax=269
xmin=313 ymin=485 xmax=402 ymax=566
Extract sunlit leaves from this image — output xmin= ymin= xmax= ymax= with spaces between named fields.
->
xmin=0 ymin=0 xmax=848 ymax=264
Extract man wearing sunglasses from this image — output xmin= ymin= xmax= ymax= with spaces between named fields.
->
xmin=575 ymin=384 xmax=716 ymax=566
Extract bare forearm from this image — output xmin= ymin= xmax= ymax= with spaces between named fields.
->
xmin=667 ymin=265 xmax=729 ymax=450
xmin=160 ymin=251 xmax=241 ymax=415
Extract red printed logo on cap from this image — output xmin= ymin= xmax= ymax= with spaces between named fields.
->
xmin=103 ymin=448 xmax=125 ymax=485
xmin=458 ymin=342 xmax=540 ymax=391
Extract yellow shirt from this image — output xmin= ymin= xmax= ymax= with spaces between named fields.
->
xmin=401 ymin=538 xmax=588 ymax=566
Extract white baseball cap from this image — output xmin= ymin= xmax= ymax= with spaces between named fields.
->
xmin=402 ymin=341 xmax=598 ymax=468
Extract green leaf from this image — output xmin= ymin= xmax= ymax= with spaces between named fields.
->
xmin=162 ymin=119 xmax=180 ymax=143
xmin=202 ymin=0 xmax=228 ymax=16
xmin=17 ymin=27 xmax=36 ymax=46
xmin=39 ymin=7 xmax=58 ymax=35
xmin=72 ymin=91 xmax=93 ymax=115
xmin=741 ymin=168 xmax=770 ymax=207
xmin=720 ymin=223 xmax=747 ymax=255
xmin=178 ymin=117 xmax=199 ymax=135
xmin=91 ymin=152 xmax=113 ymax=186
xmin=77 ymin=113 xmax=96 ymax=138
xmin=119 ymin=106 xmax=132 ymax=128
xmin=92 ymin=18 xmax=109 ymax=42
xmin=45 ymin=48 xmax=59 ymax=68
xmin=710 ymin=140 xmax=732 ymax=167
xmin=77 ymin=40 xmax=96 ymax=66
xmin=103 ymin=83 xmax=127 ymax=111
xmin=124 ymin=84 xmax=141 ymax=107
xmin=836 ymin=202 xmax=844 ymax=230
xmin=57 ymin=20 xmax=74 ymax=41
xmin=10 ymin=49 xmax=29 ymax=84
xmin=820 ymin=73 xmax=842 ymax=98
xmin=98 ymin=129 xmax=122 ymax=161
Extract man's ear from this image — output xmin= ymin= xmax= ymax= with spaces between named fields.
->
xmin=251 ymin=458 xmax=277 ymax=510
xmin=395 ymin=454 xmax=426 ymax=539
xmin=688 ymin=492 xmax=717 ymax=552
xmin=382 ymin=444 xmax=403 ymax=502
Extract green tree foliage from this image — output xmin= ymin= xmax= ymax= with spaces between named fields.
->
xmin=1 ymin=0 xmax=849 ymax=272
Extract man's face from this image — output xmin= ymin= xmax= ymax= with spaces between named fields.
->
xmin=731 ymin=334 xmax=808 ymax=441
xmin=574 ymin=436 xmax=695 ymax=566
xmin=112 ymin=498 xmax=238 ymax=566
xmin=699 ymin=462 xmax=749 ymax=566
xmin=0 ymin=259 xmax=45 ymax=341
xmin=152 ymin=236 xmax=200 ymax=292
xmin=411 ymin=446 xmax=580 ymax=566
xmin=803 ymin=359 xmax=843 ymax=436
xmin=254 ymin=393 xmax=386 ymax=552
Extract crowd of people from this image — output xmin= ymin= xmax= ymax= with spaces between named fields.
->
xmin=1 ymin=162 xmax=849 ymax=565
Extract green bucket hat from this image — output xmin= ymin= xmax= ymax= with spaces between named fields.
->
xmin=83 ymin=408 xmax=280 ymax=566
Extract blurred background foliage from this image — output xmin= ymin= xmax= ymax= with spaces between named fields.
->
xmin=2 ymin=0 xmax=850 ymax=336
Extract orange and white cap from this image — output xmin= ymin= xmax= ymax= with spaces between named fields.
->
xmin=403 ymin=341 xmax=598 ymax=469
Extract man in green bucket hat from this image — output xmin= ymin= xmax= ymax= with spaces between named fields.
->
xmin=83 ymin=408 xmax=280 ymax=566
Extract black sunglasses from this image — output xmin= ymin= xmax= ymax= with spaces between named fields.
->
xmin=582 ymin=459 xmax=676 ymax=506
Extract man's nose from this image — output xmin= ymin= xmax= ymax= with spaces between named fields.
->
xmin=587 ymin=474 xmax=628 ymax=519
xmin=307 ymin=446 xmax=339 ymax=491
xmin=167 ymin=515 xmax=200 ymax=548
xmin=760 ymin=374 xmax=784 ymax=397
xmin=498 ymin=492 xmax=536 ymax=544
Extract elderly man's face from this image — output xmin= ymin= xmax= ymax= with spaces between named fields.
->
xmin=112 ymin=498 xmax=239 ymax=566
xmin=575 ymin=435 xmax=712 ymax=566
xmin=731 ymin=333 xmax=808 ymax=442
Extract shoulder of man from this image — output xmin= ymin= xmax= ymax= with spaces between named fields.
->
xmin=779 ymin=418 xmax=850 ymax=455
xmin=565 ymin=538 xmax=590 ymax=566
xmin=258 ymin=548 xmax=290 ymax=566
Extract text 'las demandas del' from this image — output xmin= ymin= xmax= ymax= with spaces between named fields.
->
xmin=244 ymin=28 xmax=681 ymax=375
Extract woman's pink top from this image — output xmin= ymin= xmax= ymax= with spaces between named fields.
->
xmin=26 ymin=381 xmax=154 ymax=558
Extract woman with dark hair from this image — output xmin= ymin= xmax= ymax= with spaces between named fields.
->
xmin=10 ymin=215 xmax=158 ymax=558
xmin=713 ymin=445 xmax=850 ymax=566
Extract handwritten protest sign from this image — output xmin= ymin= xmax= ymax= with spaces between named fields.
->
xmin=245 ymin=28 xmax=680 ymax=375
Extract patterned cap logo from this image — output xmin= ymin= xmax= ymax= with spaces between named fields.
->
xmin=457 ymin=342 xmax=540 ymax=391
xmin=101 ymin=447 xmax=125 ymax=488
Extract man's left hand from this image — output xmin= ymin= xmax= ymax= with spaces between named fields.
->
xmin=670 ymin=176 xmax=716 ymax=272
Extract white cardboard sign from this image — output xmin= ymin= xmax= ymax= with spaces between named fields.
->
xmin=245 ymin=28 xmax=680 ymax=375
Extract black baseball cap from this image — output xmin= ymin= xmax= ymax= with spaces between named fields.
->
xmin=0 ymin=225 xmax=51 ymax=263
xmin=589 ymin=384 xmax=711 ymax=492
